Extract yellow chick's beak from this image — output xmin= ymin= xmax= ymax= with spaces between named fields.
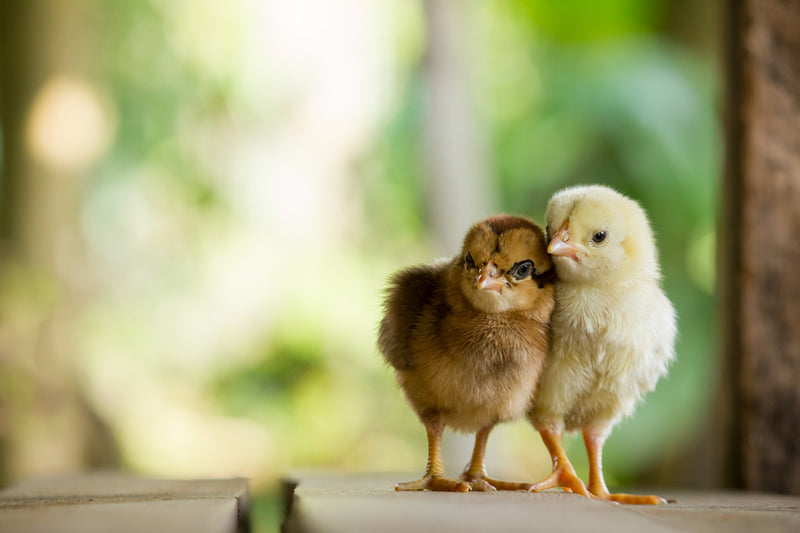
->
xmin=476 ymin=262 xmax=505 ymax=293
xmin=548 ymin=228 xmax=580 ymax=262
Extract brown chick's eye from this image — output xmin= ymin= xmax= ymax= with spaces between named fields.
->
xmin=592 ymin=231 xmax=608 ymax=244
xmin=510 ymin=260 xmax=534 ymax=280
xmin=465 ymin=252 xmax=475 ymax=270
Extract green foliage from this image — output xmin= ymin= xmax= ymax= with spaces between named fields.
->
xmin=250 ymin=489 xmax=283 ymax=533
xmin=513 ymin=0 xmax=664 ymax=43
xmin=362 ymin=75 xmax=428 ymax=249
xmin=214 ymin=326 xmax=327 ymax=419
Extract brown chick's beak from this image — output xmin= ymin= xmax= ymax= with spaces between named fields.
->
xmin=477 ymin=273 xmax=505 ymax=293
xmin=476 ymin=262 xmax=505 ymax=293
xmin=548 ymin=234 xmax=580 ymax=262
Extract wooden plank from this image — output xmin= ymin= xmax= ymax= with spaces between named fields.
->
xmin=281 ymin=473 xmax=800 ymax=533
xmin=0 ymin=473 xmax=250 ymax=533
xmin=0 ymin=500 xmax=241 ymax=533
xmin=726 ymin=0 xmax=800 ymax=494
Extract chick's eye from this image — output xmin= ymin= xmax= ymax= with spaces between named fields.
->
xmin=465 ymin=252 xmax=475 ymax=269
xmin=510 ymin=260 xmax=534 ymax=280
xmin=592 ymin=231 xmax=608 ymax=244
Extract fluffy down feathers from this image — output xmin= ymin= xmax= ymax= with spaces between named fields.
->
xmin=530 ymin=185 xmax=675 ymax=432
xmin=381 ymin=215 xmax=554 ymax=433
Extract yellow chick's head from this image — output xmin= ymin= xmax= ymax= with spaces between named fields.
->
xmin=545 ymin=185 xmax=659 ymax=285
xmin=455 ymin=215 xmax=554 ymax=313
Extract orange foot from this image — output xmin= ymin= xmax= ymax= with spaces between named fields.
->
xmin=395 ymin=474 xmax=471 ymax=492
xmin=589 ymin=487 xmax=666 ymax=505
xmin=530 ymin=464 xmax=591 ymax=497
xmin=461 ymin=472 xmax=533 ymax=492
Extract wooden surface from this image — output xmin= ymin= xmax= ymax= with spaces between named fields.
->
xmin=282 ymin=473 xmax=800 ymax=533
xmin=0 ymin=473 xmax=250 ymax=533
xmin=726 ymin=0 xmax=800 ymax=493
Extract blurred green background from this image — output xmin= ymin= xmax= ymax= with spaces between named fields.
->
xmin=0 ymin=0 xmax=721 ymax=531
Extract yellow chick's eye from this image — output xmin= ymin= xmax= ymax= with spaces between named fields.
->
xmin=465 ymin=252 xmax=476 ymax=270
xmin=510 ymin=260 xmax=534 ymax=280
xmin=591 ymin=231 xmax=608 ymax=245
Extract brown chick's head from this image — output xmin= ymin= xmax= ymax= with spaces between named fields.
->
xmin=545 ymin=185 xmax=659 ymax=284
xmin=456 ymin=215 xmax=553 ymax=314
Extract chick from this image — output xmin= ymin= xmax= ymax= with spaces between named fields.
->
xmin=528 ymin=185 xmax=676 ymax=505
xmin=379 ymin=215 xmax=555 ymax=492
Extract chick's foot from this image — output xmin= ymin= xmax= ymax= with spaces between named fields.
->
xmin=394 ymin=475 xmax=471 ymax=492
xmin=461 ymin=426 xmax=534 ymax=491
xmin=529 ymin=464 xmax=590 ymax=496
xmin=460 ymin=472 xmax=533 ymax=492
xmin=581 ymin=428 xmax=665 ymax=505
xmin=531 ymin=428 xmax=591 ymax=496
xmin=588 ymin=485 xmax=666 ymax=505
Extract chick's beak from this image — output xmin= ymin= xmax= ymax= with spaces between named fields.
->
xmin=476 ymin=262 xmax=505 ymax=293
xmin=548 ymin=227 xmax=580 ymax=262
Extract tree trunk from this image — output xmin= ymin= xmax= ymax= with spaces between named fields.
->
xmin=724 ymin=0 xmax=800 ymax=494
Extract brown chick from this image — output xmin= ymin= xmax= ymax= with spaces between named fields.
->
xmin=379 ymin=215 xmax=555 ymax=492
xmin=528 ymin=185 xmax=676 ymax=504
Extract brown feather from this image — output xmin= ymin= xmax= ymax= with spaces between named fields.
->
xmin=378 ymin=215 xmax=554 ymax=433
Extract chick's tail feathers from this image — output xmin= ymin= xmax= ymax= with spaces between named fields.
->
xmin=378 ymin=263 xmax=447 ymax=371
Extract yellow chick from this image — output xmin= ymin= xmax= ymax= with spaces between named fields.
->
xmin=528 ymin=185 xmax=676 ymax=505
xmin=379 ymin=215 xmax=555 ymax=492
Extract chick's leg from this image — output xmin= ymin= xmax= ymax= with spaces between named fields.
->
xmin=530 ymin=427 xmax=590 ymax=496
xmin=460 ymin=425 xmax=534 ymax=492
xmin=582 ymin=426 xmax=665 ymax=505
xmin=395 ymin=415 xmax=470 ymax=492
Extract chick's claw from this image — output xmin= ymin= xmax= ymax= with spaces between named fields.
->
xmin=394 ymin=475 xmax=471 ymax=493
